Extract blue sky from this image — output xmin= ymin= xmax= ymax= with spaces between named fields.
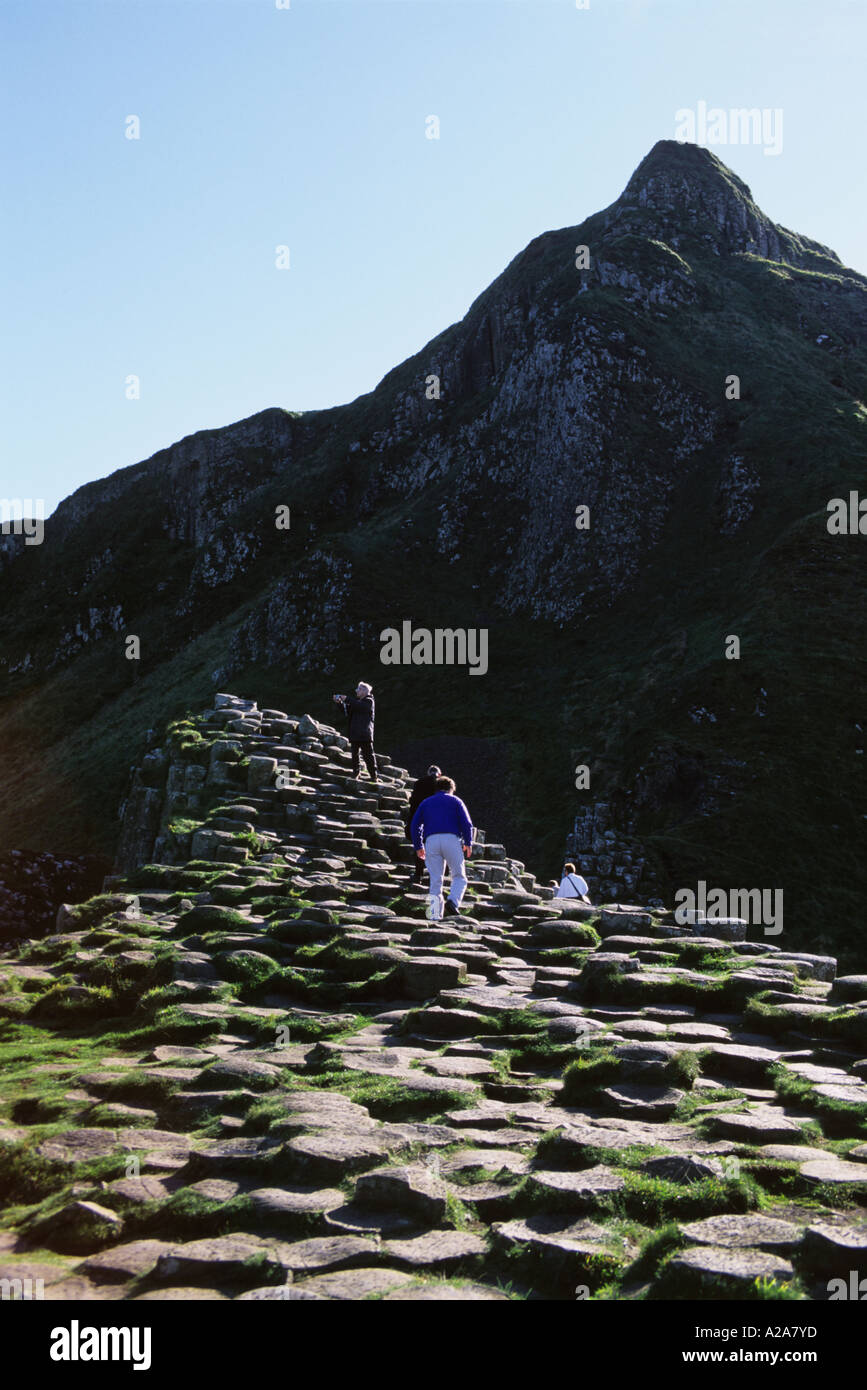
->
xmin=2 ymin=0 xmax=864 ymax=516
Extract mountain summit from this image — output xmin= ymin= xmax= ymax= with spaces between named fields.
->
xmin=609 ymin=140 xmax=843 ymax=270
xmin=1 ymin=144 xmax=865 ymax=966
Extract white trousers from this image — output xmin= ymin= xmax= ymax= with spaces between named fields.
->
xmin=424 ymin=833 xmax=467 ymax=920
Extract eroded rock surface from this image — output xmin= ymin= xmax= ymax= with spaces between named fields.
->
xmin=0 ymin=692 xmax=864 ymax=1301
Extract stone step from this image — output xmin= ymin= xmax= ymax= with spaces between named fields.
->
xmin=35 ymin=690 xmax=855 ymax=1305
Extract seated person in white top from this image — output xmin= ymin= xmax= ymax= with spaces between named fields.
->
xmin=556 ymin=861 xmax=591 ymax=902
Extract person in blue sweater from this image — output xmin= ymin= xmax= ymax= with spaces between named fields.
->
xmin=410 ymin=775 xmax=474 ymax=919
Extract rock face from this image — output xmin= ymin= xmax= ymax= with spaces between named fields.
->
xmin=0 ymin=142 xmax=864 ymax=970
xmin=0 ymin=690 xmax=864 ymax=1302
xmin=611 ymin=141 xmax=838 ymax=267
xmin=0 ymin=851 xmax=110 ymax=944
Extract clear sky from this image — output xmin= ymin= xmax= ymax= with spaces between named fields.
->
xmin=2 ymin=0 xmax=864 ymax=517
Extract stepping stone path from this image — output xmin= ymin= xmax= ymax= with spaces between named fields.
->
xmin=0 ymin=690 xmax=865 ymax=1301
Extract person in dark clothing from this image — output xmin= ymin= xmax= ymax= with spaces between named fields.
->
xmin=404 ymin=764 xmax=441 ymax=885
xmin=333 ymin=682 xmax=377 ymax=781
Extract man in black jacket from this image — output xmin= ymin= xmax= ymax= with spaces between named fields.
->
xmin=405 ymin=764 xmax=441 ymax=885
xmin=333 ymin=682 xmax=377 ymax=781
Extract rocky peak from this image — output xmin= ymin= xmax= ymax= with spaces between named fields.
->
xmin=621 ymin=139 xmax=756 ymax=215
xmin=606 ymin=139 xmax=841 ymax=271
